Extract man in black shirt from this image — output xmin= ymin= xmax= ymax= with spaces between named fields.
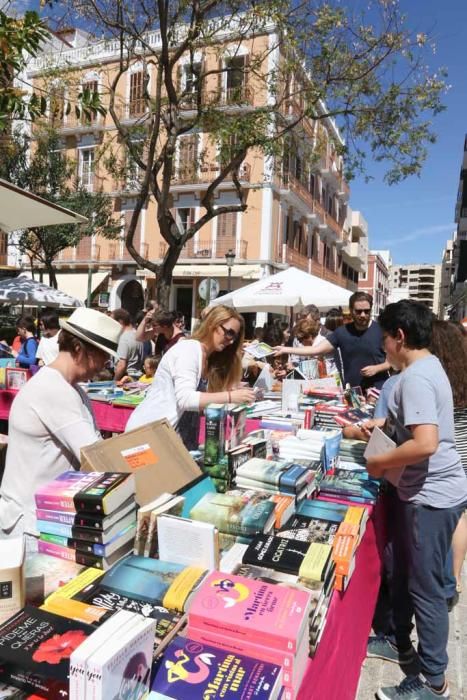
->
xmin=275 ymin=292 xmax=390 ymax=390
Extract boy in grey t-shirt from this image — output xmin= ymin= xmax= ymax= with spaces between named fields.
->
xmin=366 ymin=300 xmax=467 ymax=700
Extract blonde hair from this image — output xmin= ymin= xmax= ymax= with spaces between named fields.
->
xmin=192 ymin=305 xmax=244 ymax=391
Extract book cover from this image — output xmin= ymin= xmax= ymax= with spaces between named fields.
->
xmin=150 ymin=636 xmax=282 ymax=700
xmin=100 ymin=556 xmax=185 ymax=604
xmin=37 ymin=539 xmax=132 ymax=571
xmin=204 ymin=404 xmax=226 ymax=466
xmin=39 ymin=522 xmax=136 ymax=558
xmin=279 ymin=516 xmax=339 ymax=545
xmin=279 ymin=464 xmax=312 ymax=492
xmin=227 ymin=445 xmax=251 ymax=474
xmin=35 ymin=472 xmax=135 ymax=515
xmin=233 ymin=563 xmax=300 ymax=587
xmin=85 ymin=613 xmax=156 ymax=700
xmin=35 ymin=496 xmax=136 ymax=530
xmin=332 ymin=524 xmax=359 ymax=576
xmin=0 ymin=538 xmax=24 ymax=626
xmin=41 ymin=596 xmax=112 ymax=627
xmin=188 ymin=571 xmax=311 ymax=653
xmin=270 ymin=495 xmax=295 ymax=529
xmin=242 ymin=535 xmax=310 ymax=575
xmin=157 ymin=515 xmax=219 ymax=570
xmin=298 ymin=543 xmax=334 ymax=582
xmin=36 ymin=510 xmax=137 ymax=544
xmin=244 ymin=341 xmax=275 ymax=360
xmin=189 ymin=491 xmax=275 ymax=537
xmin=0 ymin=606 xmax=93 ymax=699
xmin=236 ymin=458 xmax=290 ymax=486
xmin=162 ymin=567 xmax=208 ymax=614
xmin=318 ymin=475 xmax=379 ymax=500
xmin=224 ymin=405 xmax=247 ymax=452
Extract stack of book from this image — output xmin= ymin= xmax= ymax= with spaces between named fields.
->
xmin=234 ymin=457 xmax=318 ymax=501
xmin=332 ymin=506 xmax=369 ymax=591
xmin=133 ymin=492 xmax=185 ymax=557
xmin=149 ymin=635 xmax=283 ymax=699
xmin=313 ymin=402 xmax=349 ymax=429
xmin=277 ymin=428 xmax=341 ymax=472
xmin=35 ymin=471 xmax=137 ymax=570
xmin=187 ymin=571 xmax=312 ymax=699
xmin=333 ymin=406 xmax=374 ymax=428
xmin=339 ymin=438 xmax=368 ymax=469
xmin=318 ymin=472 xmax=380 ymax=504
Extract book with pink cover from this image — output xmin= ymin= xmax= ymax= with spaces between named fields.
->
xmin=188 ymin=571 xmax=311 ymax=653
xmin=186 ymin=623 xmax=309 ymax=689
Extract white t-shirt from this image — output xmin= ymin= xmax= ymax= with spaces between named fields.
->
xmin=126 ymin=339 xmax=203 ymax=432
xmin=36 ymin=334 xmax=60 ymax=365
xmin=0 ymin=367 xmax=102 ymax=536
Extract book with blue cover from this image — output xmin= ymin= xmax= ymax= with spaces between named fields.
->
xmin=149 ymin=636 xmax=282 ymax=699
xmin=296 ymin=499 xmax=348 ymax=523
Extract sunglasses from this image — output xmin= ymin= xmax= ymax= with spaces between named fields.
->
xmin=219 ymin=324 xmax=238 ymax=341
xmin=353 ymin=309 xmax=371 ymax=315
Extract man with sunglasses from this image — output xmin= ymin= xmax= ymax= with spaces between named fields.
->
xmin=275 ymin=291 xmax=390 ymax=391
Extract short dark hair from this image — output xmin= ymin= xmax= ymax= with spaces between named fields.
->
xmin=57 ymin=328 xmax=100 ymax=357
xmin=325 ymin=307 xmax=344 ymax=332
xmin=40 ymin=312 xmax=60 ymax=331
xmin=349 ymin=292 xmax=373 ymax=309
xmin=303 ymin=304 xmax=321 ymax=321
xmin=378 ymin=300 xmax=432 ymax=349
xmin=17 ymin=315 xmax=36 ymax=333
xmin=112 ymin=309 xmax=131 ymax=326
xmin=154 ymin=310 xmax=176 ymax=328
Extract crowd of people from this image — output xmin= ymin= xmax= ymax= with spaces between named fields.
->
xmin=0 ymin=292 xmax=465 ymax=699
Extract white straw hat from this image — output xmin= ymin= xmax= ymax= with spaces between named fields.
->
xmin=59 ymin=308 xmax=122 ymax=357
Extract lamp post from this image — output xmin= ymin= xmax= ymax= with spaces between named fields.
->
xmin=225 ymin=249 xmax=235 ymax=293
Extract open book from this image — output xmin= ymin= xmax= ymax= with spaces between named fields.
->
xmin=364 ymin=426 xmax=405 ymax=487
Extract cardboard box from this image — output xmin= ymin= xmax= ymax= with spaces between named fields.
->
xmin=80 ymin=419 xmax=202 ymax=506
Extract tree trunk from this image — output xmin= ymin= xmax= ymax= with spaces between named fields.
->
xmin=46 ymin=263 xmax=57 ymax=289
xmin=154 ymin=244 xmax=182 ymax=308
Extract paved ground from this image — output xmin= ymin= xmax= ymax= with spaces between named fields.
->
xmin=357 ymin=563 xmax=467 ymax=699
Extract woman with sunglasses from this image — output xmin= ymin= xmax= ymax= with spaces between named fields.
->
xmin=126 ymin=305 xmax=255 ymax=449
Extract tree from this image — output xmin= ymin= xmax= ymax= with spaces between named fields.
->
xmin=0 ymin=128 xmax=121 ymax=287
xmin=60 ymin=0 xmax=445 ymax=306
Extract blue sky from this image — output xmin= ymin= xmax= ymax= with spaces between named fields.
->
xmin=17 ymin=0 xmax=466 ymax=265
xmin=349 ymin=0 xmax=467 ymax=265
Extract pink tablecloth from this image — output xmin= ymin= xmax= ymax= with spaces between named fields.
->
xmin=298 ymin=501 xmax=383 ymax=700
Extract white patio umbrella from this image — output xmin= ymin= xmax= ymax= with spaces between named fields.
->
xmin=210 ymin=267 xmax=351 ymax=314
xmin=0 ymin=178 xmax=88 ymax=232
xmin=0 ymin=276 xmax=83 ymax=308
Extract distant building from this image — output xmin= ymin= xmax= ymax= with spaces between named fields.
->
xmin=440 ymin=235 xmax=456 ymax=319
xmin=387 ymin=286 xmax=410 ymax=304
xmin=358 ymin=251 xmax=390 ymax=317
xmin=390 ymin=263 xmax=441 ymax=315
xmin=449 ymin=135 xmax=467 ymax=320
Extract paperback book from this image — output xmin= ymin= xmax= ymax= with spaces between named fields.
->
xmin=35 ymin=471 xmax=135 ymax=515
xmin=149 ymin=636 xmax=282 ymax=700
xmin=37 ymin=539 xmax=133 ymax=571
xmin=35 ymin=496 xmax=136 ymax=529
xmin=189 ymin=571 xmax=311 ymax=653
xmin=36 ymin=510 xmax=137 ymax=544
xmin=189 ymin=490 xmax=275 ymax=537
xmin=39 ymin=522 xmax=136 ymax=558
xmin=0 ymin=606 xmax=93 ymax=699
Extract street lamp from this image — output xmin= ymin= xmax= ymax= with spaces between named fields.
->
xmin=225 ymin=249 xmax=235 ymax=293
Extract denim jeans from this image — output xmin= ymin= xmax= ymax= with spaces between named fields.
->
xmin=389 ymin=495 xmax=465 ymax=687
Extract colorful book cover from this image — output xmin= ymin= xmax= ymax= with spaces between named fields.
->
xmin=133 ymin=493 xmax=174 ymax=557
xmin=36 ymin=496 xmax=136 ymax=529
xmin=236 ymin=458 xmax=290 ymax=486
xmin=35 ymin=471 xmax=135 ymax=515
xmin=224 ymin=404 xmax=247 ymax=452
xmin=204 ymin=404 xmax=226 ymax=466
xmin=100 ymin=556 xmax=184 ymax=604
xmin=318 ymin=475 xmax=379 ymax=500
xmin=278 ymin=516 xmax=339 ymax=545
xmin=242 ymin=535 xmax=310 ymax=575
xmin=0 ymin=606 xmax=93 ymax=699
xmin=278 ymin=464 xmax=311 ymax=492
xmin=189 ymin=491 xmax=275 ymax=537
xmin=271 ymin=495 xmax=295 ymax=529
xmin=41 ymin=596 xmax=112 ymax=626
xmin=296 ymin=500 xmax=348 ymax=523
xmin=227 ymin=445 xmax=251 ymax=474
xmin=150 ymin=636 xmax=282 ymax=699
xmin=188 ymin=571 xmax=312 ymax=653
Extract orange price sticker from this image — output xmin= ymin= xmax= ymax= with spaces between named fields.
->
xmin=121 ymin=443 xmax=159 ymax=470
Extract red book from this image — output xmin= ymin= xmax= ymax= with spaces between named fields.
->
xmin=188 ymin=571 xmax=311 ymax=653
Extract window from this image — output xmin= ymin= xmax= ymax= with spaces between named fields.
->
xmin=81 ymin=80 xmax=98 ymax=124
xmin=184 ymin=63 xmax=201 ymax=96
xmin=177 ymin=135 xmax=198 ymax=180
xmin=79 ymin=148 xmax=95 ymax=191
xmin=129 ymin=71 xmax=146 ymax=117
xmin=324 ymin=243 xmax=331 ymax=269
xmin=225 ymin=55 xmax=248 ymax=102
xmin=175 ymin=208 xmax=195 ymax=234
xmin=217 ymin=211 xmax=237 ymax=239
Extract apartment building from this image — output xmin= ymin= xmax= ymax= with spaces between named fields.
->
xmin=448 ymin=134 xmax=467 ymax=320
xmin=21 ymin=24 xmax=366 ymax=324
xmin=391 ymin=263 xmax=441 ymax=315
xmin=358 ymin=250 xmax=390 ymax=318
xmin=440 ymin=235 xmax=456 ymax=318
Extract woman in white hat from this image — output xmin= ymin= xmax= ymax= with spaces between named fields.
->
xmin=0 ymin=308 xmax=122 ymax=550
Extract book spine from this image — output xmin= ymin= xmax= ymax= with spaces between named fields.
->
xmin=187 ymin=624 xmax=299 ymax=688
xmin=74 ymin=473 xmax=126 ymax=514
xmin=36 ymin=508 xmax=106 ymax=529
xmin=39 ymin=533 xmax=104 ymax=556
xmin=38 ymin=540 xmax=107 ymax=569
xmin=188 ymin=610 xmax=299 ymax=653
xmin=35 ymin=493 xmax=77 ymax=512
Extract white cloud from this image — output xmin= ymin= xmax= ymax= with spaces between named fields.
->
xmin=381 ymin=223 xmax=455 ymax=246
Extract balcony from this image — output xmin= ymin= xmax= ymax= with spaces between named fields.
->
xmin=343 ymin=240 xmax=368 ymax=263
xmin=58 ymin=242 xmax=101 ymax=263
xmin=159 ymin=238 xmax=248 ymax=260
xmin=351 ymin=211 xmax=368 ymax=238
xmin=171 ymin=162 xmax=251 ymax=186
xmin=284 ymin=248 xmax=310 ymax=273
xmin=220 ymin=85 xmax=253 ymax=106
xmin=105 ymin=241 xmax=149 ymax=262
xmin=53 ymin=111 xmax=106 ymax=134
xmin=281 ymin=171 xmax=316 ymax=214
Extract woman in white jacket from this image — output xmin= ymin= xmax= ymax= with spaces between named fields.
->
xmin=126 ymin=305 xmax=255 ymax=448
